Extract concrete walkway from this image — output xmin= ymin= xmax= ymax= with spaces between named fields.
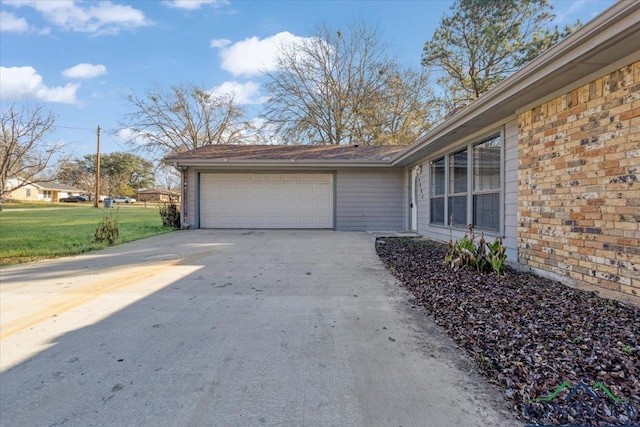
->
xmin=0 ymin=230 xmax=518 ymax=426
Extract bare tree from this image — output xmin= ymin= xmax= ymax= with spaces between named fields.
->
xmin=121 ymin=83 xmax=251 ymax=155
xmin=263 ymin=22 xmax=435 ymax=146
xmin=155 ymin=163 xmax=180 ymax=191
xmin=354 ymin=67 xmax=435 ymax=146
xmin=1 ymin=104 xmax=58 ymax=200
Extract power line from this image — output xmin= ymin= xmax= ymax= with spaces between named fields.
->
xmin=106 ymin=131 xmax=134 ymax=153
xmin=53 ymin=125 xmax=97 ymax=131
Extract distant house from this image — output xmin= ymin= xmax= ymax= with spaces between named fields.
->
xmin=137 ymin=188 xmax=180 ymax=203
xmin=3 ymin=178 xmax=84 ymax=202
xmin=165 ymin=2 xmax=639 ymax=303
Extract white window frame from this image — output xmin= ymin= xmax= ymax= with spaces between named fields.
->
xmin=429 ymin=132 xmax=503 ymax=234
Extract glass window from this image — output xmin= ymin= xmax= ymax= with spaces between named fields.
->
xmin=448 ymin=196 xmax=467 ymax=227
xmin=428 ymin=133 xmax=501 ymax=231
xmin=431 ymin=157 xmax=445 ymax=196
xmin=26 ymin=188 xmax=31 ymax=197
xmin=430 ymin=197 xmax=445 ymax=225
xmin=473 ymin=136 xmax=501 ymax=231
xmin=449 ymin=149 xmax=467 ymax=194
xmin=430 ymin=157 xmax=445 ymax=225
xmin=473 ymin=193 xmax=499 ymax=230
xmin=474 ymin=136 xmax=501 ymax=192
xmin=448 ymin=149 xmax=467 ymax=227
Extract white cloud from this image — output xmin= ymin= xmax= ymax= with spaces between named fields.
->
xmin=209 ymin=38 xmax=231 ymax=48
xmin=217 ymin=31 xmax=311 ymax=77
xmin=0 ymin=66 xmax=79 ymax=103
xmin=3 ymin=0 xmax=150 ymax=35
xmin=0 ymin=11 xmax=29 ymax=33
xmin=163 ymin=0 xmax=229 ymax=10
xmin=116 ymin=128 xmax=153 ymax=145
xmin=62 ymin=63 xmax=108 ymax=79
xmin=210 ymin=80 xmax=266 ymax=105
xmin=244 ymin=117 xmax=282 ymax=145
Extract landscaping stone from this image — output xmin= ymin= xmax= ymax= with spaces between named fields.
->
xmin=376 ymin=237 xmax=640 ymax=427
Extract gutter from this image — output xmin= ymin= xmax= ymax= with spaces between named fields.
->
xmin=162 ymin=159 xmax=395 ymax=169
xmin=391 ymin=0 xmax=640 ymax=167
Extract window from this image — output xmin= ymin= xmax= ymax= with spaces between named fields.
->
xmin=25 ymin=188 xmax=31 ymax=197
xmin=430 ymin=134 xmax=501 ymax=231
xmin=448 ymin=149 xmax=467 ymax=227
xmin=430 ymin=157 xmax=445 ymax=225
xmin=473 ymin=136 xmax=501 ymax=231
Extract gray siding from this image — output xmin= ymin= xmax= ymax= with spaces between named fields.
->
xmin=503 ymin=118 xmax=519 ymax=261
xmin=335 ymin=168 xmax=404 ymax=231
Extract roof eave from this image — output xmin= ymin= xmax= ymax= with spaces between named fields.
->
xmin=162 ymin=158 xmax=394 ymax=169
xmin=392 ymin=0 xmax=640 ymax=167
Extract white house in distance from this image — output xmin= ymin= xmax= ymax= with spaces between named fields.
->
xmin=165 ymin=1 xmax=640 ymax=304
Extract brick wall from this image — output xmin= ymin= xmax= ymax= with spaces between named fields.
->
xmin=518 ymin=61 xmax=640 ymax=302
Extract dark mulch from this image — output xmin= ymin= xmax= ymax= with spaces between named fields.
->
xmin=376 ymin=237 xmax=640 ymax=427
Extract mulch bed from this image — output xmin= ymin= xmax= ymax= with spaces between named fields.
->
xmin=376 ymin=237 xmax=640 ymax=427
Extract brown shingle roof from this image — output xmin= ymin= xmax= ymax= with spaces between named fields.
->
xmin=164 ymin=144 xmax=405 ymax=162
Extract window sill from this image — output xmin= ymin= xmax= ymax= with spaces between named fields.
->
xmin=426 ymin=223 xmax=503 ymax=238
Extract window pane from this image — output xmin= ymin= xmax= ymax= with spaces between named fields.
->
xmin=449 ymin=149 xmax=467 ymax=194
xmin=431 ymin=157 xmax=445 ymax=196
xmin=473 ymin=193 xmax=499 ymax=230
xmin=474 ymin=136 xmax=501 ymax=191
xmin=448 ymin=196 xmax=467 ymax=227
xmin=430 ymin=197 xmax=444 ymax=224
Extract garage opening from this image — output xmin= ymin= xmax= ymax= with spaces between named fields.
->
xmin=199 ymin=172 xmax=334 ymax=229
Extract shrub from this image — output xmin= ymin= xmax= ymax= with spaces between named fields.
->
xmin=95 ymin=211 xmax=120 ymax=245
xmin=159 ymin=202 xmax=180 ymax=228
xmin=445 ymin=224 xmax=507 ymax=274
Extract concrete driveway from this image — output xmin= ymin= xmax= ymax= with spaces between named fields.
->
xmin=0 ymin=230 xmax=518 ymax=426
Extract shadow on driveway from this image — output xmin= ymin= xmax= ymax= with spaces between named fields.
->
xmin=0 ymin=230 xmax=519 ymax=426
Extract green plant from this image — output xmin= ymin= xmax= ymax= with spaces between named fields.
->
xmin=487 ymin=236 xmax=507 ymax=274
xmin=159 ymin=202 xmax=180 ymax=228
xmin=95 ymin=210 xmax=120 ymax=245
xmin=445 ymin=223 xmax=507 ymax=274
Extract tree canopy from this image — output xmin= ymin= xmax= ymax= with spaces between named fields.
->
xmin=263 ymin=22 xmax=436 ymax=146
xmin=422 ymin=0 xmax=580 ymax=111
xmin=57 ymin=152 xmax=155 ymax=197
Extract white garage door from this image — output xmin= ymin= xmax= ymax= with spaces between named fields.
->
xmin=200 ymin=173 xmax=334 ymax=229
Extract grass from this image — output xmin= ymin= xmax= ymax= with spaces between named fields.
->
xmin=0 ymin=205 xmax=174 ymax=266
xmin=0 ymin=200 xmax=89 ymax=210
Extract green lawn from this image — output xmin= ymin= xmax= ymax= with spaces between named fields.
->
xmin=0 ymin=206 xmax=174 ymax=266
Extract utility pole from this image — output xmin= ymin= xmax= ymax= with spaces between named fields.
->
xmin=94 ymin=126 xmax=101 ymax=208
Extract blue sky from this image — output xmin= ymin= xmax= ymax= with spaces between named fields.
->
xmin=0 ymin=0 xmax=614 ymax=161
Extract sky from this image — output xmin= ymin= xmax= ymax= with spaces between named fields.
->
xmin=0 ymin=0 xmax=615 ymax=162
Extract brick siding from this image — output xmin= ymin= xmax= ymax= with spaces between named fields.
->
xmin=518 ymin=61 xmax=640 ymax=302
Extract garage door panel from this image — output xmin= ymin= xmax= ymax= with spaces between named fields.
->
xmin=315 ymin=201 xmax=331 ymax=211
xmin=314 ymin=174 xmax=332 ymax=183
xmin=283 ymin=201 xmax=297 ymax=211
xmin=314 ymin=186 xmax=331 ymax=197
xmin=200 ymin=173 xmax=333 ymax=229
